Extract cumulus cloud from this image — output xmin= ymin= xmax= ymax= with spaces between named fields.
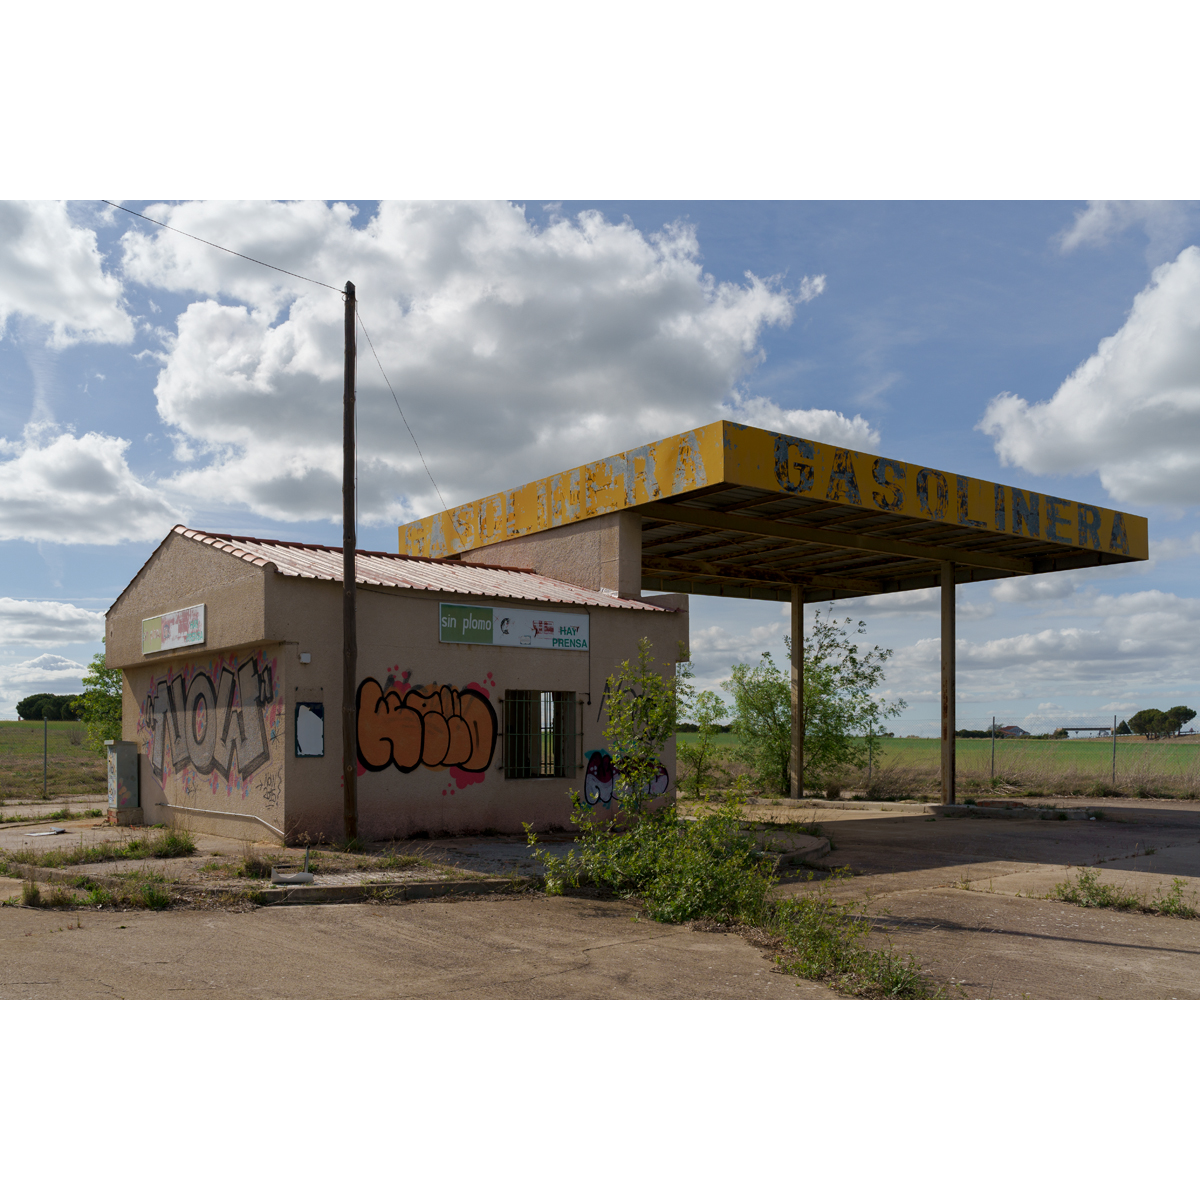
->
xmin=118 ymin=201 xmax=837 ymax=525
xmin=0 ymin=652 xmax=88 ymax=719
xmin=989 ymin=575 xmax=1078 ymax=604
xmin=884 ymin=588 xmax=1200 ymax=718
xmin=0 ymin=598 xmax=105 ymax=645
xmin=0 ymin=201 xmax=133 ymax=347
xmin=720 ymin=394 xmax=879 ymax=451
xmin=978 ymin=247 xmax=1200 ymax=507
xmin=0 ymin=423 xmax=184 ymax=543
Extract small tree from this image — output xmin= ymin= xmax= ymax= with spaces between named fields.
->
xmin=1165 ymin=705 xmax=1197 ymax=734
xmin=1129 ymin=708 xmax=1167 ymax=737
xmin=724 ymin=607 xmax=905 ymax=796
xmin=1116 ymin=720 xmax=1132 ymax=736
xmin=676 ymin=662 xmax=729 ymax=799
xmin=75 ymin=645 xmax=123 ymax=756
xmin=602 ymin=638 xmax=677 ymax=816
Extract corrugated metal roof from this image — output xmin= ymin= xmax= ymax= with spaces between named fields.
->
xmin=173 ymin=526 xmax=672 ymax=611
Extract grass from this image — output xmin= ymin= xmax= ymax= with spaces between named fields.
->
xmin=771 ymin=869 xmax=941 ymax=998
xmin=84 ymin=868 xmax=174 ymax=910
xmin=0 ymin=720 xmax=108 ymax=800
xmin=1053 ymin=866 xmax=1198 ymax=918
xmin=676 ymin=731 xmax=1200 ymax=800
xmin=1 ymin=806 xmax=106 ymax=824
xmin=530 ymin=797 xmax=939 ymax=998
xmin=2 ymin=827 xmax=196 ymax=869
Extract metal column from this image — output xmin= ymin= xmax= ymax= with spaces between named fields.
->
xmin=790 ymin=584 xmax=804 ymax=799
xmin=941 ymin=561 xmax=956 ymax=805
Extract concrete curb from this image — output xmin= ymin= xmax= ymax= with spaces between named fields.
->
xmin=932 ymin=804 xmax=1098 ymax=820
xmin=5 ymin=861 xmax=528 ymax=905
xmin=778 ymin=799 xmax=940 ymax=814
xmin=256 ymin=878 xmax=528 ymax=905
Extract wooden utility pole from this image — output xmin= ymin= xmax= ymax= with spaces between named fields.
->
xmin=342 ymin=281 xmax=358 ymax=840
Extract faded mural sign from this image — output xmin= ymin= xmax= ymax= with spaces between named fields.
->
xmin=398 ymin=421 xmax=1149 ymax=562
xmin=139 ymin=651 xmax=282 ymax=799
xmin=357 ymin=671 xmax=498 ymax=785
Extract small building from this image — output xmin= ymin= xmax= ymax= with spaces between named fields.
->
xmin=997 ymin=725 xmax=1030 ymax=738
xmin=105 ymin=526 xmax=688 ymax=842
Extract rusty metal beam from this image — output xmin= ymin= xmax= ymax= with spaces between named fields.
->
xmin=635 ymin=501 xmax=1035 ymax=576
xmin=640 ymin=554 xmax=882 ymax=594
xmin=941 ymin=560 xmax=956 ymax=806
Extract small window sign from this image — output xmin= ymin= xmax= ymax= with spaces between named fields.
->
xmin=295 ymin=702 xmax=324 ymax=757
xmin=142 ymin=604 xmax=205 ymax=654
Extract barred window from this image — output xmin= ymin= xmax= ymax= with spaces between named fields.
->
xmin=504 ymin=690 xmax=577 ymax=779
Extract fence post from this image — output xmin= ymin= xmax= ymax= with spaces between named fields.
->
xmin=1112 ymin=714 xmax=1117 ymax=786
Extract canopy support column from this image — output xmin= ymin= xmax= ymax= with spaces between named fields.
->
xmin=790 ymin=584 xmax=804 ymax=799
xmin=941 ymin=560 xmax=956 ymax=805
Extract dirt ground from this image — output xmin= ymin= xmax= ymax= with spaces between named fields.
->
xmin=2 ymin=797 xmax=1199 ymax=999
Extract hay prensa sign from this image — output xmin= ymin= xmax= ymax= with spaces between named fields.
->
xmin=438 ymin=604 xmax=588 ymax=650
xmin=142 ymin=604 xmax=205 ymax=654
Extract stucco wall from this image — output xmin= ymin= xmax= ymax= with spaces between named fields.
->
xmin=457 ymin=512 xmax=643 ymax=597
xmin=273 ymin=575 xmax=688 ymax=841
xmin=122 ymin=643 xmax=288 ymax=841
xmin=106 ymin=534 xmax=267 ymax=670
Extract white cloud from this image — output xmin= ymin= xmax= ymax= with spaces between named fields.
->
xmin=0 ymin=423 xmax=183 ymax=543
xmin=1057 ymin=201 xmax=1199 ymax=263
xmin=0 ymin=652 xmax=88 ymax=719
xmin=978 ymin=246 xmax=1200 ymax=507
xmin=3 ymin=653 xmax=86 ymax=686
xmin=0 ymin=598 xmax=104 ymax=645
xmin=0 ymin=201 xmax=134 ymax=348
xmin=719 ymin=394 xmax=879 ymax=451
xmin=989 ymin=575 xmax=1078 ymax=604
xmin=119 ymin=201 xmax=814 ymax=525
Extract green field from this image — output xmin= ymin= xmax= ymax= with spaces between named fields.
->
xmin=0 ymin=720 xmax=108 ymax=801
xmin=675 ymin=731 xmax=1200 ymax=798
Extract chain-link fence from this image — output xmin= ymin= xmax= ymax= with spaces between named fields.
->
xmin=866 ymin=712 xmax=1200 ymax=799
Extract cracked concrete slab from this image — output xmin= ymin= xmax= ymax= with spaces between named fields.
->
xmin=0 ymin=894 xmax=840 ymax=1000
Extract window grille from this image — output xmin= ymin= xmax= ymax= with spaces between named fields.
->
xmin=504 ymin=690 xmax=577 ymax=779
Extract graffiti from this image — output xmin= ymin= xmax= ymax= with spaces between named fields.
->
xmin=357 ymin=677 xmax=497 ymax=775
xmin=257 ymin=767 xmax=283 ymax=809
xmin=142 ymin=653 xmax=278 ymax=786
xmin=582 ymin=750 xmax=669 ymax=808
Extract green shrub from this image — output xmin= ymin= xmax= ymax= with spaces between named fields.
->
xmin=531 ymin=794 xmax=775 ymax=925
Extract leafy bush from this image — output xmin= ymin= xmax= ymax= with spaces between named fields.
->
xmin=531 ymin=794 xmax=775 ymax=924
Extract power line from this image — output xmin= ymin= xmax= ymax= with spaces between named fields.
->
xmin=102 ymin=199 xmax=446 ymax=510
xmin=356 ymin=312 xmax=447 ymax=511
xmin=100 ymin=201 xmax=343 ymax=294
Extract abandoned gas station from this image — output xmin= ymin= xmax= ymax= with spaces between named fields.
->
xmin=106 ymin=419 xmax=1147 ymax=841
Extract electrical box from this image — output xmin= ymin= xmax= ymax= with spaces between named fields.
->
xmin=105 ymin=740 xmax=142 ymax=826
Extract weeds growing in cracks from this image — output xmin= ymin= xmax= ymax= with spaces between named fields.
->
xmin=1054 ymin=866 xmax=1198 ymax=918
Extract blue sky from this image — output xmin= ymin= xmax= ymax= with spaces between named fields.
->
xmin=2 ymin=198 xmax=1198 ymax=732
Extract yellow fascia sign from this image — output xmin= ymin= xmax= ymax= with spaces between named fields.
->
xmin=399 ymin=422 xmax=1148 ymax=562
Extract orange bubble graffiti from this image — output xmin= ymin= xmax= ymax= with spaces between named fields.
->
xmin=356 ymin=678 xmax=497 ymax=774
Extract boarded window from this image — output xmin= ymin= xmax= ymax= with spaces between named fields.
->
xmin=504 ymin=691 xmax=577 ymax=779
